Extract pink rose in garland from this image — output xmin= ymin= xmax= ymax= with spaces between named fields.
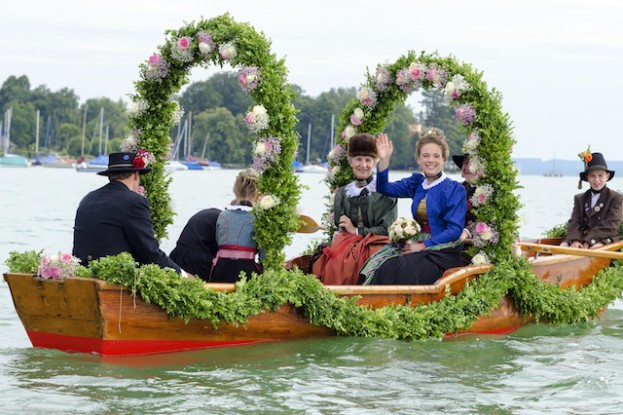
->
xmin=349 ymin=108 xmax=364 ymax=126
xmin=238 ymin=66 xmax=261 ymax=93
xmin=37 ymin=252 xmax=81 ymax=281
xmin=171 ymin=36 xmax=193 ymax=62
xmin=252 ymin=136 xmax=282 ymax=173
xmin=357 ymin=86 xmax=376 ymax=107
xmin=145 ymin=53 xmax=169 ymax=80
xmin=219 ymin=42 xmax=237 ymax=61
xmin=245 ymin=105 xmax=269 ymax=133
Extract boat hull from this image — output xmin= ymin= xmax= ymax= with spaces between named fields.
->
xmin=5 ymin=240 xmax=622 ymax=356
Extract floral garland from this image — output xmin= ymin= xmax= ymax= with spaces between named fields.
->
xmin=319 ymin=50 xmax=623 ymax=329
xmin=325 ymin=51 xmax=520 ymax=265
xmin=123 ymin=14 xmax=300 ymax=269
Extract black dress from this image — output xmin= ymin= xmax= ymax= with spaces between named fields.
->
xmin=170 ymin=208 xmax=221 ymax=281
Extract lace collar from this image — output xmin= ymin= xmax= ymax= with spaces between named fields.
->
xmin=345 ymin=176 xmax=377 ymax=198
xmin=422 ymin=172 xmax=448 ymax=190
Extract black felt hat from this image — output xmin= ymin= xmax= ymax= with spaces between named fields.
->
xmin=97 ymin=152 xmax=152 ymax=176
xmin=348 ymin=134 xmax=378 ymax=158
xmin=579 ymin=152 xmax=614 ymax=182
xmin=452 ymin=154 xmax=468 ymax=169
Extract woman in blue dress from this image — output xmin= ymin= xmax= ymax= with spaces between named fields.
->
xmin=360 ymin=128 xmax=466 ymax=285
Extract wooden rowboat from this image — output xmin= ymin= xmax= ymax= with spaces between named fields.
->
xmin=4 ymin=238 xmax=623 ymax=356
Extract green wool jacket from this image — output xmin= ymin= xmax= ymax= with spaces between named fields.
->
xmin=333 ymin=186 xmax=397 ymax=237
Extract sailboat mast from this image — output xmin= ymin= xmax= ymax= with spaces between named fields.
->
xmin=330 ymin=114 xmax=335 ymax=148
xmin=98 ymin=108 xmax=104 ymax=155
xmin=80 ymin=105 xmax=87 ymax=158
xmin=35 ymin=109 xmax=40 ymax=154
xmin=201 ymin=132 xmax=209 ymax=159
xmin=104 ymin=125 xmax=109 ymax=155
xmin=306 ymin=123 xmax=311 ymax=165
xmin=5 ymin=107 xmax=12 ymax=154
xmin=187 ymin=111 xmax=193 ymax=159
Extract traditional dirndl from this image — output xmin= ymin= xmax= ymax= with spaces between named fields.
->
xmin=359 ymin=232 xmax=463 ymax=285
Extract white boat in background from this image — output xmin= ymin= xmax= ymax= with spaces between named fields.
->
xmin=0 ymin=153 xmax=30 ymax=167
xmin=298 ymin=122 xmax=328 ymax=174
xmin=301 ymin=164 xmax=328 ymax=174
xmin=0 ymin=107 xmax=31 ymax=167
xmin=165 ymin=161 xmax=189 ymax=172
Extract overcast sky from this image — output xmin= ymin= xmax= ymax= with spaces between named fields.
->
xmin=2 ymin=0 xmax=623 ymax=161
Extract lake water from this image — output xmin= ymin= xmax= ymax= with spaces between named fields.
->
xmin=2 ymin=167 xmax=623 ymax=414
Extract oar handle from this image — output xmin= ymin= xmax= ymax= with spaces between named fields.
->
xmin=518 ymin=242 xmax=623 ymax=260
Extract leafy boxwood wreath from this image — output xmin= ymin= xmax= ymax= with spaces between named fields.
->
xmin=124 ymin=13 xmax=300 ymax=269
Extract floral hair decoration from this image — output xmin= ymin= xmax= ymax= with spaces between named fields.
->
xmin=578 ymin=146 xmax=592 ymax=165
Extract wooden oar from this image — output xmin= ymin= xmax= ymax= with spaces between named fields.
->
xmin=298 ymin=214 xmax=326 ymax=233
xmin=518 ymin=242 xmax=623 ymax=260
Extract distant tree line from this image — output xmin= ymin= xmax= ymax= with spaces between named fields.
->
xmin=0 ymin=73 xmax=466 ymax=170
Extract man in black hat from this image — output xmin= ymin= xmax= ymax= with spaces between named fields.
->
xmin=72 ymin=152 xmax=184 ymax=273
xmin=562 ymin=151 xmax=623 ymax=249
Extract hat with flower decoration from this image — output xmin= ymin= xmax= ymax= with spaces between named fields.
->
xmin=348 ymin=133 xmax=378 ymax=158
xmin=97 ymin=152 xmax=153 ymax=176
xmin=577 ymin=147 xmax=614 ymax=188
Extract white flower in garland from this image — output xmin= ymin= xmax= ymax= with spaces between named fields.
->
xmin=463 ymin=130 xmax=480 ymax=154
xmin=252 ymin=136 xmax=281 ymax=173
xmin=471 ymin=251 xmax=490 ymax=265
xmin=238 ymin=66 xmax=261 ymax=93
xmin=258 ymin=194 xmax=280 ymax=210
xmin=171 ymin=36 xmax=194 ymax=62
xmin=121 ymin=130 xmax=139 ymax=152
xmin=470 ymin=222 xmax=499 ymax=247
xmin=471 ymin=184 xmax=494 ymax=207
xmin=350 ymin=108 xmax=364 ymax=126
xmin=375 ymin=66 xmax=392 ymax=92
xmin=328 ymin=164 xmax=341 ymax=181
xmin=357 ymin=86 xmax=376 ymax=107
xmin=197 ymin=31 xmax=216 ymax=55
xmin=445 ymin=74 xmax=470 ymax=99
xmin=245 ymin=105 xmax=270 ymax=133
xmin=127 ymin=98 xmax=149 ymax=118
xmin=327 ymin=144 xmax=346 ymax=164
xmin=171 ymin=102 xmax=184 ymax=125
xmin=342 ymin=125 xmax=356 ymax=139
xmin=219 ymin=42 xmax=237 ymax=61
xmin=468 ymin=155 xmax=486 ymax=177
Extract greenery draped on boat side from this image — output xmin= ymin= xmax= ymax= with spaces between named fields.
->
xmin=6 ymin=251 xmax=623 ymax=339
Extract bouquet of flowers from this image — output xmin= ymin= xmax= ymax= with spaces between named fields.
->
xmin=37 ymin=252 xmax=81 ymax=280
xmin=388 ymin=217 xmax=421 ymax=243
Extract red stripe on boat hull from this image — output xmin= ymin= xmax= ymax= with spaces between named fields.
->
xmin=26 ymin=331 xmax=270 ymax=356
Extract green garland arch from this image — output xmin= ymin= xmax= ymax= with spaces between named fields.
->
xmin=325 ymin=50 xmax=520 ymax=265
xmin=125 ymin=13 xmax=300 ymax=269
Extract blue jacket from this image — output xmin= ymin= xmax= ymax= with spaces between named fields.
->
xmin=376 ymin=169 xmax=466 ymax=247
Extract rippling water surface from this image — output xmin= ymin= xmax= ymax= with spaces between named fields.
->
xmin=2 ymin=168 xmax=623 ymax=414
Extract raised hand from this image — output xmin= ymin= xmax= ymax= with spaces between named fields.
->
xmin=376 ymin=133 xmax=393 ymax=171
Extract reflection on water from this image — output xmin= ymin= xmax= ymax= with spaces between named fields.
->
xmin=2 ymin=169 xmax=623 ymax=414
